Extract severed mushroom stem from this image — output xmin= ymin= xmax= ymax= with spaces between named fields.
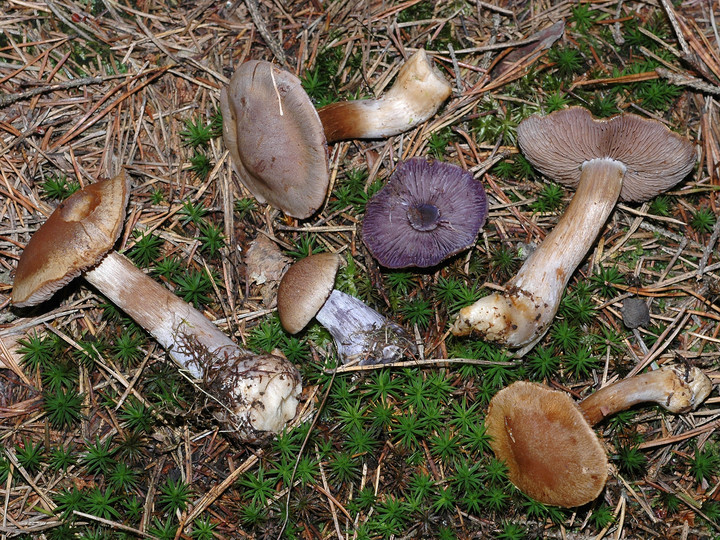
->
xmin=315 ymin=289 xmax=415 ymax=365
xmin=85 ymin=252 xmax=301 ymax=440
xmin=317 ymin=49 xmax=452 ymax=143
xmin=579 ymin=365 xmax=713 ymax=426
xmin=451 ymin=157 xmax=625 ymax=351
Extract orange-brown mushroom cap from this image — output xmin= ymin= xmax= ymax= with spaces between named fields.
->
xmin=485 ymin=381 xmax=608 ymax=508
xmin=12 ymin=172 xmax=130 ymax=307
xmin=277 ymin=253 xmax=341 ymax=334
xmin=220 ymin=60 xmax=330 ymax=219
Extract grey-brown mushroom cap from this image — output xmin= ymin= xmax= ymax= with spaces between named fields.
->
xmin=12 ymin=172 xmax=130 ymax=308
xmin=517 ymin=107 xmax=696 ymax=202
xmin=486 ymin=381 xmax=609 ymax=508
xmin=220 ymin=60 xmax=330 ymax=219
xmin=277 ymin=253 xmax=342 ymax=334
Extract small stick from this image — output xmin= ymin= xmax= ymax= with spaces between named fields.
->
xmin=244 ymin=0 xmax=287 ymax=67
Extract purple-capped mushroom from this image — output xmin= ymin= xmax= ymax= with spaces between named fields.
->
xmin=362 ymin=158 xmax=488 ymax=268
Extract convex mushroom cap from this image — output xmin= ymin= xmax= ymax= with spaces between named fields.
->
xmin=362 ymin=157 xmax=488 ymax=268
xmin=518 ymin=107 xmax=697 ymax=202
xmin=220 ymin=60 xmax=330 ymax=219
xmin=12 ymin=172 xmax=129 ymax=307
xmin=486 ymin=381 xmax=608 ymax=508
xmin=277 ymin=252 xmax=341 ymax=334
xmin=451 ymin=107 xmax=696 ymax=353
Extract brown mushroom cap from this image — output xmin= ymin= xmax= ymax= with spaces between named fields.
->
xmin=277 ymin=253 xmax=342 ymax=334
xmin=517 ymin=107 xmax=696 ymax=202
xmin=12 ymin=172 xmax=130 ymax=308
xmin=220 ymin=60 xmax=330 ymax=219
xmin=485 ymin=381 xmax=608 ymax=507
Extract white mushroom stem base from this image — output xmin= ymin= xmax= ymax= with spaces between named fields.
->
xmin=579 ymin=365 xmax=712 ymax=425
xmin=315 ymin=290 xmax=415 ymax=365
xmin=451 ymin=157 xmax=627 ymax=353
xmin=84 ymin=251 xmax=301 ymax=439
xmin=317 ymin=49 xmax=452 ymax=143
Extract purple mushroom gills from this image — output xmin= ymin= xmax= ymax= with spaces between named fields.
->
xmin=318 ymin=49 xmax=452 ymax=142
xmin=486 ymin=365 xmax=712 ymax=507
xmin=451 ymin=107 xmax=696 ymax=355
xmin=220 ymin=49 xmax=451 ymax=219
xmin=11 ymin=173 xmax=301 ymax=441
xmin=277 ymin=253 xmax=416 ymax=366
xmin=362 ymin=157 xmax=488 ymax=268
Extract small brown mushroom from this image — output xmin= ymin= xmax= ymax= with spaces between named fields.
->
xmin=277 ymin=253 xmax=415 ymax=365
xmin=12 ymin=173 xmax=301 ymax=441
xmin=452 ymin=107 xmax=696 ymax=354
xmin=485 ymin=365 xmax=712 ymax=507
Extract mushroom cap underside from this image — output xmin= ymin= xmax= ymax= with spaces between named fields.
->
xmin=486 ymin=381 xmax=608 ymax=508
xmin=277 ymin=252 xmax=342 ymax=334
xmin=12 ymin=172 xmax=130 ymax=307
xmin=362 ymin=157 xmax=488 ymax=268
xmin=517 ymin=107 xmax=696 ymax=202
xmin=220 ymin=60 xmax=330 ymax=219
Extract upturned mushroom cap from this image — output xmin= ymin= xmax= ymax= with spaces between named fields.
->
xmin=277 ymin=253 xmax=342 ymax=334
xmin=517 ymin=107 xmax=696 ymax=202
xmin=220 ymin=60 xmax=330 ymax=219
xmin=362 ymin=158 xmax=488 ymax=268
xmin=486 ymin=381 xmax=608 ymax=508
xmin=12 ymin=172 xmax=130 ymax=308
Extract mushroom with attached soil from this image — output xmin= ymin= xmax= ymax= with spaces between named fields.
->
xmin=11 ymin=172 xmax=301 ymax=441
xmin=362 ymin=157 xmax=488 ymax=268
xmin=220 ymin=49 xmax=451 ymax=219
xmin=451 ymin=107 xmax=696 ymax=354
xmin=485 ymin=365 xmax=712 ymax=507
xmin=277 ymin=253 xmax=415 ymax=365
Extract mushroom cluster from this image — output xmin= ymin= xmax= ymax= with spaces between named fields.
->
xmin=220 ymin=49 xmax=452 ymax=219
xmin=486 ymin=365 xmax=712 ymax=507
xmin=12 ymin=173 xmax=301 ymax=441
xmin=451 ymin=107 xmax=696 ymax=354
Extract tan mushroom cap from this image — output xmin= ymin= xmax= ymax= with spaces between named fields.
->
xmin=517 ymin=107 xmax=696 ymax=202
xmin=277 ymin=253 xmax=342 ymax=334
xmin=12 ymin=172 xmax=130 ymax=307
xmin=486 ymin=381 xmax=608 ymax=508
xmin=220 ymin=60 xmax=330 ymax=219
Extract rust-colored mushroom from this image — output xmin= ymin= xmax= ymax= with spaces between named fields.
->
xmin=486 ymin=365 xmax=712 ymax=507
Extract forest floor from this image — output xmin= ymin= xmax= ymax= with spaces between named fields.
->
xmin=1 ymin=0 xmax=719 ymax=538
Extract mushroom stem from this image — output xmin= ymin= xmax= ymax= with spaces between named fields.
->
xmin=451 ymin=157 xmax=626 ymax=351
xmin=317 ymin=49 xmax=452 ymax=143
xmin=315 ymin=289 xmax=415 ymax=365
xmin=579 ymin=365 xmax=713 ymax=426
xmin=84 ymin=251 xmax=302 ymax=437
